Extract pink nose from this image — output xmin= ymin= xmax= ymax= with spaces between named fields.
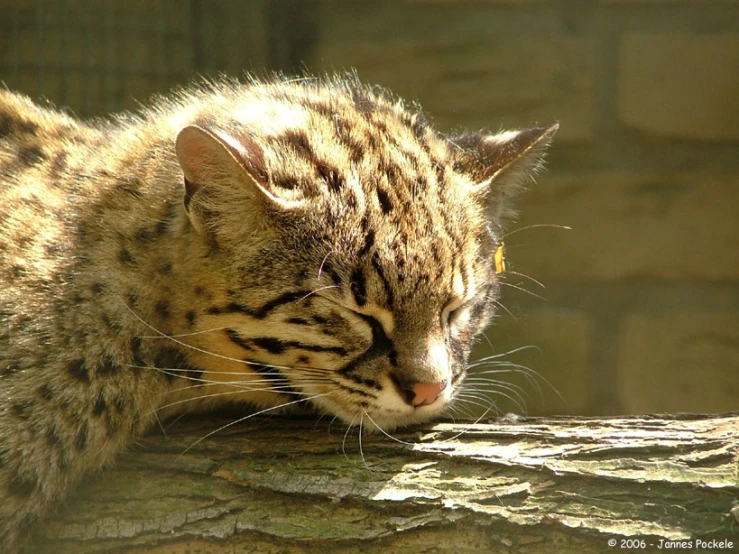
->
xmin=406 ymin=381 xmax=447 ymax=407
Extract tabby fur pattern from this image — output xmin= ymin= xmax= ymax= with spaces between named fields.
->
xmin=0 ymin=75 xmax=556 ymax=550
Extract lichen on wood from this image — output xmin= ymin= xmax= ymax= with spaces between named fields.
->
xmin=29 ymin=413 xmax=739 ymax=553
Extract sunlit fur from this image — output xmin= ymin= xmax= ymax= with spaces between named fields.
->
xmin=0 ymin=74 xmax=555 ymax=550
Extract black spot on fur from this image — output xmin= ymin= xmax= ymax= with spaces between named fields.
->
xmin=155 ymin=219 xmax=169 ymax=236
xmin=67 ymin=359 xmax=90 ymax=383
xmin=93 ymin=395 xmax=107 ymax=416
xmin=254 ymin=337 xmax=348 ymax=356
xmin=350 ymin=87 xmax=376 ymax=117
xmin=376 ymin=187 xmax=393 ymax=214
xmin=135 ymin=227 xmax=154 ymax=243
xmin=157 ymin=262 xmax=172 ymax=275
xmin=98 ymin=355 xmax=119 ymax=375
xmin=275 ymin=175 xmax=300 ymax=190
xmin=226 ymin=328 xmax=254 ymax=352
xmin=50 ymin=150 xmax=68 ymax=176
xmin=102 ymin=313 xmax=123 ymax=332
xmin=118 ymin=248 xmax=134 ymax=264
xmin=358 ymin=229 xmax=375 ymax=258
xmin=287 ymin=317 xmax=308 ymax=325
xmin=207 ymin=302 xmax=256 ymax=317
xmin=0 ymin=360 xmax=20 ymax=375
xmin=255 ymin=290 xmax=313 ymax=318
xmin=10 ymin=265 xmax=26 ymax=278
xmin=130 ymin=336 xmax=145 ymax=366
xmin=337 ymin=379 xmax=376 ymax=398
xmin=154 ymin=347 xmax=191 ymax=382
xmin=118 ymin=177 xmax=142 ymax=198
xmin=349 ymin=376 xmax=381 ymax=391
xmin=409 ymin=114 xmax=429 ymax=143
xmin=17 ymin=119 xmax=39 ymax=135
xmin=320 ymin=260 xmax=342 ymax=287
xmin=75 ymin=424 xmax=88 ymax=451
xmin=346 ymin=190 xmax=358 ymax=209
xmin=0 ymin=114 xmax=12 ymax=138
xmin=283 ymin=129 xmax=315 ymax=160
xmin=186 ymin=310 xmax=197 ymax=326
xmin=155 ymin=300 xmax=171 ymax=319
xmin=371 ymin=252 xmax=395 ymax=308
xmin=430 ymin=241 xmax=441 ymax=264
xmin=310 ymin=100 xmax=335 ymax=119
xmin=18 ymin=145 xmax=47 ymax=166
xmin=253 ymin=337 xmax=287 ymax=355
xmin=317 ymin=163 xmax=344 ymax=193
xmin=37 ymin=384 xmax=53 ymax=401
xmin=11 ymin=401 xmax=33 ymax=420
xmin=91 ymin=282 xmax=104 ymax=294
xmin=16 ymin=234 xmax=33 ymax=248
xmin=297 ymin=355 xmax=310 ymax=365
xmin=114 ymin=396 xmax=126 ymax=414
xmin=45 ymin=426 xmax=61 ymax=448
xmin=350 ymin=268 xmax=367 ymax=306
xmin=359 ymin=214 xmax=369 ymax=232
xmin=8 ymin=474 xmax=39 ymax=497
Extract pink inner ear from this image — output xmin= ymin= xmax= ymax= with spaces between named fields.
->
xmin=180 ymin=135 xmax=208 ymax=163
xmin=176 ymin=127 xmax=219 ymax=184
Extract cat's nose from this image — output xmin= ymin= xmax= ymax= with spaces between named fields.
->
xmin=397 ymin=379 xmax=448 ymax=407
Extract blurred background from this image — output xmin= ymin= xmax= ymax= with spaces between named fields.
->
xmin=1 ymin=0 xmax=737 ymax=417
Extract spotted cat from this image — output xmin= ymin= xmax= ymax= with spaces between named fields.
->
xmin=0 ymin=75 xmax=556 ymax=550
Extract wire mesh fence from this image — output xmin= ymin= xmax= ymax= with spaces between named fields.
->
xmin=0 ymin=0 xmax=315 ymax=117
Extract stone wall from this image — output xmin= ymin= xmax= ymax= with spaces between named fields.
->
xmin=312 ymin=0 xmax=737 ymax=416
xmin=1 ymin=0 xmax=736 ymax=416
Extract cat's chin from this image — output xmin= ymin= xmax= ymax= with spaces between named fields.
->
xmin=362 ymin=409 xmax=446 ymax=433
xmin=310 ymin=396 xmax=449 ymax=432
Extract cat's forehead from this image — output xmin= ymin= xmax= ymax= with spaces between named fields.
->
xmin=222 ymin=80 xmax=454 ymax=184
xmin=254 ymin=93 xmax=474 ymax=212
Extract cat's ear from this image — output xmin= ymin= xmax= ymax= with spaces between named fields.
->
xmin=175 ymin=124 xmax=301 ymax=232
xmin=452 ymin=123 xmax=558 ymax=226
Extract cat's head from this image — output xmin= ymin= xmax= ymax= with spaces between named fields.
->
xmin=174 ymin=78 xmax=556 ymax=430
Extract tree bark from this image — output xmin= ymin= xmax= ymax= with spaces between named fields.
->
xmin=29 ymin=413 xmax=739 ymax=553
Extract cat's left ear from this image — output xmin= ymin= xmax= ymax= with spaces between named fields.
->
xmin=451 ymin=123 xmax=558 ymax=226
xmin=175 ymin=124 xmax=303 ymax=210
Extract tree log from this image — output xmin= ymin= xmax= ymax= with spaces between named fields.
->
xmin=28 ymin=413 xmax=739 ymax=553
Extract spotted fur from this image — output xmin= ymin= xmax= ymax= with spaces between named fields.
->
xmin=0 ymin=75 xmax=556 ymax=550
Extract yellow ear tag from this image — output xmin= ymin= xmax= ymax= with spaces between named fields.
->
xmin=494 ymin=242 xmax=506 ymax=274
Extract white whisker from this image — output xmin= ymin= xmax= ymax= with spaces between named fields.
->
xmin=182 ymin=393 xmax=330 ymax=454
xmin=297 ymin=284 xmax=342 ymax=303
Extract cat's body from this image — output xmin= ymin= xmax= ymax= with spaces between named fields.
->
xmin=0 ymin=75 xmax=555 ymax=551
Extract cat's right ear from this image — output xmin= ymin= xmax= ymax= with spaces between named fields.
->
xmin=175 ymin=125 xmax=301 ymax=233
xmin=451 ymin=124 xmax=558 ymax=229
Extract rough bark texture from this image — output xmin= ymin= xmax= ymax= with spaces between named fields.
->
xmin=28 ymin=413 xmax=739 ymax=553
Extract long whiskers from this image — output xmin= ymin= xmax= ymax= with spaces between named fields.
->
xmin=362 ymin=411 xmax=416 ymax=447
xmin=181 ymin=393 xmax=330 ymax=454
xmin=502 ymin=223 xmax=571 ymax=239
xmin=504 ymin=270 xmax=546 ymax=290
xmin=297 ymin=284 xmax=342 ymax=303
xmin=157 ymin=383 xmax=317 ymax=413
xmin=499 ymin=281 xmax=546 ymax=301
